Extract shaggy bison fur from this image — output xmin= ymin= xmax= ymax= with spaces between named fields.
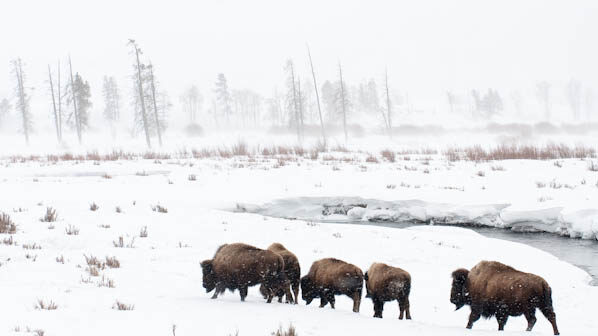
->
xmin=300 ymin=258 xmax=363 ymax=313
xmin=259 ymin=243 xmax=301 ymax=304
xmin=364 ymin=262 xmax=411 ymax=319
xmin=450 ymin=260 xmax=559 ymax=335
xmin=200 ymin=243 xmax=291 ymax=302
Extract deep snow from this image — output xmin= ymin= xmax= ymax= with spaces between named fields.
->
xmin=0 ymin=156 xmax=597 ymax=335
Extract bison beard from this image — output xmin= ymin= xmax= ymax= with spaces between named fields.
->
xmin=300 ymin=258 xmax=363 ymax=313
xmin=450 ymin=261 xmax=560 ymax=335
xmin=200 ymin=243 xmax=292 ymax=302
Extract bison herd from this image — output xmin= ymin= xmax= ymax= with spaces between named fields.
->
xmin=201 ymin=242 xmax=560 ymax=335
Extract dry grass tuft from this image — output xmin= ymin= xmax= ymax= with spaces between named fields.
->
xmin=151 ymin=204 xmax=168 ymax=213
xmin=23 ymin=242 xmax=42 ymax=250
xmin=272 ymin=325 xmax=297 ymax=336
xmin=0 ymin=213 xmax=17 ymax=234
xmin=139 ymin=226 xmax=148 ymax=238
xmin=445 ymin=143 xmax=596 ymax=162
xmin=35 ymin=300 xmax=58 ymax=310
xmin=98 ymin=275 xmax=115 ymax=288
xmin=87 ymin=265 xmax=100 ymax=276
xmin=112 ymin=300 xmax=134 ymax=311
xmin=381 ymin=149 xmax=396 ymax=162
xmin=90 ymin=202 xmax=99 ymax=211
xmin=2 ymin=235 xmax=16 ymax=246
xmin=365 ymin=155 xmax=379 ymax=163
xmin=65 ymin=224 xmax=80 ymax=235
xmin=105 ymin=256 xmax=120 ymax=268
xmin=40 ymin=207 xmax=58 ymax=222
xmin=113 ymin=236 xmax=135 ymax=248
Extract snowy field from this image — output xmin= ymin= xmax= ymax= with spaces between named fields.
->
xmin=1 ymin=144 xmax=598 ymax=335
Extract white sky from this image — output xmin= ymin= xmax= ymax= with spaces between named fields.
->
xmin=1 ymin=0 xmax=597 ymax=110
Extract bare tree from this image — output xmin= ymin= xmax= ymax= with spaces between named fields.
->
xmin=384 ymin=69 xmax=392 ymax=136
xmin=306 ymin=45 xmax=326 ymax=144
xmin=284 ymin=60 xmax=301 ymax=140
xmin=180 ymin=85 xmax=202 ymax=123
xmin=128 ymin=39 xmax=151 ymax=148
xmin=446 ymin=91 xmax=456 ymax=115
xmin=48 ymin=64 xmax=61 ymax=142
xmin=214 ymin=73 xmax=232 ymax=124
xmin=12 ymin=58 xmax=32 ymax=144
xmin=338 ymin=62 xmax=348 ymax=142
xmin=536 ymin=81 xmax=551 ymax=120
xmin=102 ymin=75 xmax=120 ymax=137
xmin=69 ymin=56 xmax=81 ymax=143
xmin=566 ymin=79 xmax=582 ymax=120
xmin=148 ymin=63 xmax=163 ymax=146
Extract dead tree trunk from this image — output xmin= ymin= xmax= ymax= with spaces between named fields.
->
xmin=129 ymin=40 xmax=151 ymax=148
xmin=68 ymin=56 xmax=82 ymax=144
xmin=384 ymin=69 xmax=392 ymax=137
xmin=307 ymin=45 xmax=326 ymax=144
xmin=338 ymin=62 xmax=348 ymax=143
xmin=57 ymin=61 xmax=62 ymax=141
xmin=289 ymin=62 xmax=301 ymax=141
xmin=297 ymin=78 xmax=304 ymax=139
xmin=48 ymin=65 xmax=61 ymax=142
xmin=13 ymin=59 xmax=30 ymax=145
xmin=148 ymin=63 xmax=162 ymax=146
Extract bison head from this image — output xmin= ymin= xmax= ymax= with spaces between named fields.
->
xmin=450 ymin=268 xmax=470 ymax=310
xmin=300 ymin=276 xmax=317 ymax=305
xmin=200 ymin=259 xmax=216 ymax=292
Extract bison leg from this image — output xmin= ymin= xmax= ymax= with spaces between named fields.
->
xmin=292 ymin=282 xmax=300 ymax=305
xmin=211 ymin=284 xmax=226 ymax=299
xmin=319 ymin=296 xmax=329 ymax=308
xmin=327 ymin=293 xmax=336 ymax=309
xmin=239 ymin=286 xmax=248 ymax=302
xmin=466 ymin=308 xmax=482 ymax=329
xmin=524 ymin=309 xmax=537 ymax=332
xmin=496 ymin=313 xmax=509 ymax=331
xmin=540 ymin=307 xmax=559 ymax=335
xmin=373 ymin=297 xmax=384 ymax=318
xmin=352 ymin=290 xmax=361 ymax=313
xmin=284 ymin=285 xmax=294 ymax=304
xmin=398 ymin=297 xmax=411 ymax=320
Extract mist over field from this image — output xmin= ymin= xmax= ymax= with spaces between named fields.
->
xmin=1 ymin=0 xmax=598 ymax=153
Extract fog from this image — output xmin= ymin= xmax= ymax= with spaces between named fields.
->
xmin=1 ymin=0 xmax=598 ymax=146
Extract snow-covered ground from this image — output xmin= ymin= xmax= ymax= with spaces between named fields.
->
xmin=0 ymin=152 xmax=597 ymax=335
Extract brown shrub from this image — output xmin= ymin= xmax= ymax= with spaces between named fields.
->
xmin=0 ymin=213 xmax=17 ymax=234
xmin=381 ymin=149 xmax=396 ymax=162
xmin=40 ymin=207 xmax=58 ymax=222
xmin=112 ymin=301 xmax=134 ymax=310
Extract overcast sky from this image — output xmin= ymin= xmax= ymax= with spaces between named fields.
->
xmin=1 ymin=0 xmax=597 ymax=109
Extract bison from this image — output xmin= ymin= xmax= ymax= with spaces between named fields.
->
xmin=259 ymin=243 xmax=301 ymax=304
xmin=364 ymin=262 xmax=412 ymax=319
xmin=300 ymin=258 xmax=363 ymax=313
xmin=200 ymin=243 xmax=292 ymax=302
xmin=450 ymin=260 xmax=559 ymax=335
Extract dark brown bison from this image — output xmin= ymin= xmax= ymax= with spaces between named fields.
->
xmin=300 ymin=258 xmax=363 ymax=313
xmin=364 ymin=262 xmax=412 ymax=319
xmin=200 ymin=243 xmax=292 ymax=302
xmin=259 ymin=243 xmax=301 ymax=304
xmin=450 ymin=260 xmax=559 ymax=335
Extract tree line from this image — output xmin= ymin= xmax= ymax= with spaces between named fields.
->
xmin=1 ymin=41 xmax=594 ymax=147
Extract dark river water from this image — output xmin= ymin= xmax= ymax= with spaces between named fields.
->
xmin=318 ymin=219 xmax=598 ymax=286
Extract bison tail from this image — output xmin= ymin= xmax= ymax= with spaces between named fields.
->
xmin=542 ymin=283 xmax=554 ymax=310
